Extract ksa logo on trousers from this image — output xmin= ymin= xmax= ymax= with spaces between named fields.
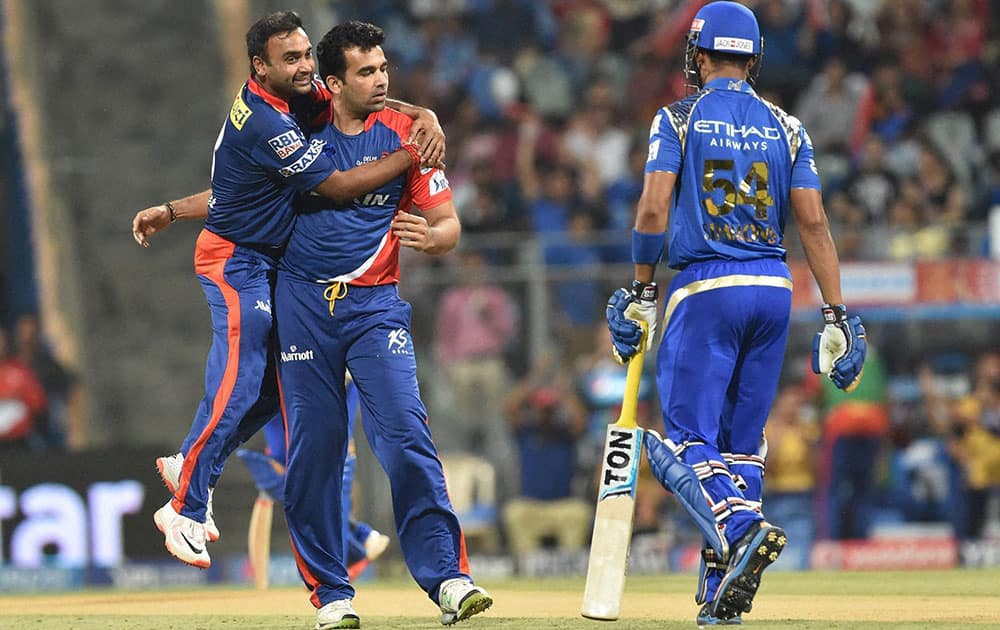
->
xmin=387 ymin=329 xmax=411 ymax=355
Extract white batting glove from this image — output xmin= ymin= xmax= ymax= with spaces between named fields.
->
xmin=605 ymin=281 xmax=659 ymax=365
xmin=624 ymin=281 xmax=658 ymax=353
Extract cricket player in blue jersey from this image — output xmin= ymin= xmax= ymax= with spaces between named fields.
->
xmin=273 ymin=21 xmax=491 ymax=630
xmin=605 ymin=2 xmax=866 ymax=626
xmin=132 ymin=11 xmax=441 ymax=572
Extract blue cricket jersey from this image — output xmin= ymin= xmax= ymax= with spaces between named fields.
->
xmin=646 ymin=77 xmax=821 ymax=269
xmin=206 ymin=78 xmax=337 ymax=252
xmin=280 ymin=108 xmax=452 ymax=285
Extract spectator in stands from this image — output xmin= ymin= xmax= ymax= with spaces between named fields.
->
xmin=845 ymin=135 xmax=898 ymax=226
xmin=516 ymin=113 xmax=582 ymax=236
xmin=823 ymin=191 xmax=869 ymax=261
xmin=915 ymin=141 xmax=967 ymax=225
xmin=561 ymin=80 xmax=630 ymax=187
xmin=513 ymin=45 xmax=574 ymax=119
xmin=928 ymin=0 xmax=988 ymax=110
xmin=811 ymin=0 xmax=871 ymax=71
xmin=756 ymin=0 xmax=812 ymax=105
xmin=795 ymin=57 xmax=868 ymax=156
xmin=762 ymin=385 xmax=820 ymax=566
xmin=945 ymin=350 xmax=1000 ymax=540
xmin=14 ymin=313 xmax=78 ymax=449
xmin=544 ymin=210 xmax=604 ymax=360
xmin=502 ymin=350 xmax=591 ymax=556
xmin=0 ymin=326 xmax=46 ymax=452
xmin=603 ymin=142 xmax=647 ymax=263
xmin=805 ymin=347 xmax=890 ymax=540
xmin=433 ymin=249 xmax=519 ymax=486
xmin=886 ymin=185 xmax=951 ymax=260
xmin=972 ymin=149 xmax=1000 ymax=222
xmin=869 ymin=78 xmax=914 ymax=147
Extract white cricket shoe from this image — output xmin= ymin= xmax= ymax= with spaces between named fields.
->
xmin=438 ymin=578 xmax=493 ymax=625
xmin=156 ymin=452 xmax=183 ymax=492
xmin=315 ymin=598 xmax=361 ymax=629
xmin=156 ymin=452 xmax=220 ymax=542
xmin=153 ymin=501 xmax=210 ymax=569
xmin=363 ymin=530 xmax=390 ymax=561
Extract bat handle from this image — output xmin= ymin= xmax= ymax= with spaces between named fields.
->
xmin=618 ymin=322 xmax=647 ymax=430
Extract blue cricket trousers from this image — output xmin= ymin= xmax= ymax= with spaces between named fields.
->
xmin=173 ymin=229 xmax=280 ymax=520
xmin=657 ymin=257 xmax=792 ymax=543
xmin=275 ymin=271 xmax=469 ymax=607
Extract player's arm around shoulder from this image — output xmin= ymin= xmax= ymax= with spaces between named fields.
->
xmin=314 ymin=146 xmax=418 ymax=204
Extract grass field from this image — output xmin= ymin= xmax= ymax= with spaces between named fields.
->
xmin=4 ymin=570 xmax=1000 ymax=629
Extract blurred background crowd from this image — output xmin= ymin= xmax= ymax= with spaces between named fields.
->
xmin=1 ymin=0 xmax=998 ymax=570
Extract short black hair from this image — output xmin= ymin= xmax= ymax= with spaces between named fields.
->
xmin=704 ymin=49 xmax=755 ymax=67
xmin=246 ymin=11 xmax=304 ymax=75
xmin=316 ymin=21 xmax=385 ymax=82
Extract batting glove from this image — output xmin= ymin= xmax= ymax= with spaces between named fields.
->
xmin=606 ymin=281 xmax=658 ymax=365
xmin=811 ymin=303 xmax=867 ymax=392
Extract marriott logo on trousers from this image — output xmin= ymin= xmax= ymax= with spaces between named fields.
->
xmin=281 ymin=345 xmax=314 ymax=362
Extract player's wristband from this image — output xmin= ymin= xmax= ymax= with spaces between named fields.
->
xmin=821 ymin=303 xmax=847 ymax=324
xmin=632 ymin=229 xmax=665 ymax=265
xmin=631 ymin=280 xmax=658 ymax=303
xmin=399 ymin=142 xmax=422 ymax=166
xmin=165 ymin=201 xmax=177 ymax=223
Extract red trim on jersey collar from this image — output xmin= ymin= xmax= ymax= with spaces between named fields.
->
xmin=247 ymin=76 xmax=290 ymax=114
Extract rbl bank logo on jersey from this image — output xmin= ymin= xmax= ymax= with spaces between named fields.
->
xmin=268 ymin=130 xmax=304 ymax=159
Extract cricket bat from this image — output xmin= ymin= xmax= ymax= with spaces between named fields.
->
xmin=248 ymin=494 xmax=274 ymax=590
xmin=581 ymin=327 xmax=646 ymax=620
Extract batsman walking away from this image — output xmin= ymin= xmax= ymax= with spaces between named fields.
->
xmin=603 ymin=2 xmax=866 ymax=626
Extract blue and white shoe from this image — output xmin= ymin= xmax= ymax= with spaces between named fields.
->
xmin=711 ymin=521 xmax=786 ymax=621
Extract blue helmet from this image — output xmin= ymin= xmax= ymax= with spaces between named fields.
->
xmin=684 ymin=1 xmax=763 ymax=88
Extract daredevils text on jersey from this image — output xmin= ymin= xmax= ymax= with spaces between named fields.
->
xmin=646 ymin=77 xmax=821 ymax=269
xmin=206 ymin=78 xmax=338 ymax=252
xmin=280 ymin=107 xmax=452 ymax=284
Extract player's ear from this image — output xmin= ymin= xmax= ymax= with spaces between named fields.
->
xmin=251 ymin=55 xmax=267 ymax=80
xmin=324 ymin=74 xmax=342 ymax=95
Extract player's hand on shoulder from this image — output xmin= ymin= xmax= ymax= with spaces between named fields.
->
xmin=606 ymin=281 xmax=658 ymax=365
xmin=132 ymin=205 xmax=171 ymax=248
xmin=811 ymin=303 xmax=866 ymax=392
xmin=408 ymin=111 xmax=446 ymax=170
xmin=392 ymin=211 xmax=432 ymax=252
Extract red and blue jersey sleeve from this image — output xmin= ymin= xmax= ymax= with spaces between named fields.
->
xmin=409 ymin=166 xmax=453 ymax=210
xmin=371 ymin=108 xmax=453 ymax=210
